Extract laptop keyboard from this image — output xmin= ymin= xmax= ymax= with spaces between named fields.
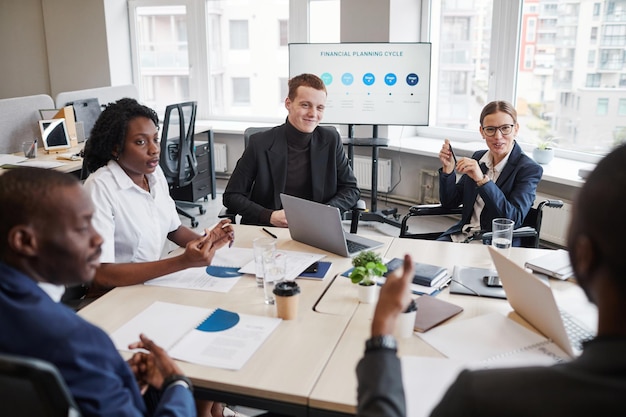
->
xmin=346 ymin=239 xmax=369 ymax=253
xmin=560 ymin=310 xmax=595 ymax=350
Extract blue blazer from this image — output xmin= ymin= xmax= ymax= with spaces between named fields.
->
xmin=439 ymin=141 xmax=542 ymax=239
xmin=0 ymin=262 xmax=195 ymax=417
xmin=223 ymin=122 xmax=360 ymax=225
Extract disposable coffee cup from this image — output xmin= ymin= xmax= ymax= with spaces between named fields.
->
xmin=394 ymin=298 xmax=418 ymax=339
xmin=273 ymin=280 xmax=301 ymax=320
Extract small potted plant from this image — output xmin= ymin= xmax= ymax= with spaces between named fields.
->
xmin=349 ymin=250 xmax=387 ymax=303
xmin=532 ymin=136 xmax=557 ymax=165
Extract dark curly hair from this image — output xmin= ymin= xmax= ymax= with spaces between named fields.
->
xmin=84 ymin=98 xmax=159 ymax=173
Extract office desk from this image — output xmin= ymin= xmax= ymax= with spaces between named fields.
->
xmin=0 ymin=144 xmax=84 ymax=175
xmin=308 ymin=240 xmax=560 ymax=416
xmin=78 ymin=225 xmax=392 ymax=415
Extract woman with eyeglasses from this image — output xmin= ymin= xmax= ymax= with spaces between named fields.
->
xmin=435 ymin=100 xmax=543 ymax=244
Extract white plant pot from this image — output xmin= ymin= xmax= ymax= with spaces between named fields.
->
xmin=533 ymin=148 xmax=554 ymax=165
xmin=357 ymin=282 xmax=377 ymax=304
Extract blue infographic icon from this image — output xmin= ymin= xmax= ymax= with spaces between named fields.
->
xmin=363 ymin=73 xmax=375 ymax=86
xmin=342 ymin=73 xmax=354 ymax=85
xmin=406 ymin=73 xmax=419 ymax=86
xmin=384 ymin=73 xmax=397 ymax=86
xmin=321 ymin=72 xmax=333 ymax=85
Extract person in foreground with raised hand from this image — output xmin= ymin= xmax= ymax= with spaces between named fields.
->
xmin=0 ymin=167 xmax=196 ymax=416
xmin=357 ymin=144 xmax=626 ymax=417
xmin=357 ymin=254 xmax=414 ymax=417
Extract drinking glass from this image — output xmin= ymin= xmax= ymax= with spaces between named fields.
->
xmin=492 ymin=218 xmax=514 ymax=257
xmin=253 ymin=237 xmax=276 ymax=288
xmin=262 ymin=251 xmax=286 ymax=305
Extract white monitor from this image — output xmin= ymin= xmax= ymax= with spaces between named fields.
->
xmin=38 ymin=119 xmax=71 ymax=152
xmin=289 ymin=42 xmax=432 ymax=126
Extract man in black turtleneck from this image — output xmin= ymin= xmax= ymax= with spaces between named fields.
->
xmin=223 ymin=73 xmax=360 ymax=226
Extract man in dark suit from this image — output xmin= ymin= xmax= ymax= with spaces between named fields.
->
xmin=0 ymin=168 xmax=197 ymax=417
xmin=223 ymin=73 xmax=359 ymax=226
xmin=357 ymin=144 xmax=626 ymax=416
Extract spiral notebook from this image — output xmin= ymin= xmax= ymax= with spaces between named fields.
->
xmin=111 ymin=301 xmax=281 ymax=370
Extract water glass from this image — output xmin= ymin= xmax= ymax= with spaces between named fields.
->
xmin=492 ymin=218 xmax=514 ymax=257
xmin=262 ymin=251 xmax=286 ymax=305
xmin=253 ymin=237 xmax=276 ymax=288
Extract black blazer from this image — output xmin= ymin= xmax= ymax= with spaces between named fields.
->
xmin=223 ymin=123 xmax=360 ymax=225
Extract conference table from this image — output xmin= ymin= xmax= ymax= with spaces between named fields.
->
xmin=78 ymin=224 xmax=587 ymax=416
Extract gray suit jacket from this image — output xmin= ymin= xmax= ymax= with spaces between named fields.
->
xmin=356 ymin=337 xmax=626 ymax=417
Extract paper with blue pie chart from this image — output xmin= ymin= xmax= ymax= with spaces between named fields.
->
xmin=143 ymin=247 xmax=254 ymax=293
xmin=196 ymin=308 xmax=240 ymax=332
xmin=206 ymin=265 xmax=241 ymax=277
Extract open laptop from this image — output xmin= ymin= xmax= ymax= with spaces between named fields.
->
xmin=488 ymin=246 xmax=596 ymax=357
xmin=280 ymin=194 xmax=383 ymax=257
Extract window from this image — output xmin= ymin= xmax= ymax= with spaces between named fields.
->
xmin=279 ymin=77 xmax=288 ymax=104
xmin=229 ymin=20 xmax=249 ymax=49
xmin=588 ymin=50 xmax=596 ymax=66
xmin=279 ymin=19 xmax=288 ymax=46
xmin=619 ymin=98 xmax=626 ymax=116
xmin=597 ymin=98 xmax=609 ymax=116
xmin=129 ymin=3 xmax=193 ymax=115
xmin=586 ymin=73 xmax=601 ymax=87
xmin=418 ymin=0 xmax=626 ymax=156
xmin=127 ymin=0 xmax=625 ymax=157
xmin=232 ymin=77 xmax=250 ymax=104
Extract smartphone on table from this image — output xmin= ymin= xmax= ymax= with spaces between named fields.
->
xmin=303 ymin=262 xmax=319 ymax=274
xmin=483 ymin=275 xmax=502 ymax=287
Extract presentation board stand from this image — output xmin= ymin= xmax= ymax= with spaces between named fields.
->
xmin=343 ymin=124 xmax=402 ymax=230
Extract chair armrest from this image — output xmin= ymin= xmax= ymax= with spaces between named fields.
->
xmin=353 ymin=199 xmax=366 ymax=212
xmin=408 ymin=204 xmax=463 ymax=216
xmin=481 ymin=227 xmax=538 ymax=244
xmin=218 ymin=207 xmax=237 ymax=223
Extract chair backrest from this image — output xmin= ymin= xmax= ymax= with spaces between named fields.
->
xmin=243 ymin=126 xmax=272 ymax=149
xmin=0 ymin=353 xmax=81 ymax=417
xmin=160 ymin=101 xmax=198 ymax=188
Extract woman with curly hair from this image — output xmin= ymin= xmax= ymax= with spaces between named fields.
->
xmin=83 ymin=98 xmax=234 ymax=293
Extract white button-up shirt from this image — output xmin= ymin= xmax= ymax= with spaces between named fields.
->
xmin=83 ymin=161 xmax=181 ymax=264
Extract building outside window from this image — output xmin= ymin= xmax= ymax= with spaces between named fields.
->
xmin=129 ymin=0 xmax=625 ymax=157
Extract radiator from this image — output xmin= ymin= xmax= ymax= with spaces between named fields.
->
xmin=353 ymin=155 xmax=392 ymax=193
xmin=535 ymin=194 xmax=572 ymax=247
xmin=214 ymin=143 xmax=227 ymax=172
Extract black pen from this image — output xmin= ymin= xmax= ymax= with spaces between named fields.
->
xmin=449 ymin=144 xmax=458 ymax=164
xmin=262 ymin=227 xmax=277 ymax=239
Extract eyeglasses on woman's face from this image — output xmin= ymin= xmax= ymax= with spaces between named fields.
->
xmin=482 ymin=124 xmax=515 ymax=137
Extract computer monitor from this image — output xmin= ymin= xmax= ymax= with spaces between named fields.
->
xmin=38 ymin=119 xmax=71 ymax=152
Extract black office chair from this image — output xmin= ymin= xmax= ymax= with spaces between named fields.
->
xmin=160 ymin=101 xmax=206 ymax=228
xmin=219 ymin=126 xmax=365 ymax=233
xmin=399 ymin=199 xmax=564 ymax=248
xmin=0 ymin=353 xmax=81 ymax=417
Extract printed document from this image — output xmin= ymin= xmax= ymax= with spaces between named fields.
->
xmin=111 ymin=301 xmax=281 ymax=370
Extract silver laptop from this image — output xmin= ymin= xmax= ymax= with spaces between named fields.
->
xmin=488 ymin=246 xmax=596 ymax=357
xmin=280 ymin=194 xmax=383 ymax=257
